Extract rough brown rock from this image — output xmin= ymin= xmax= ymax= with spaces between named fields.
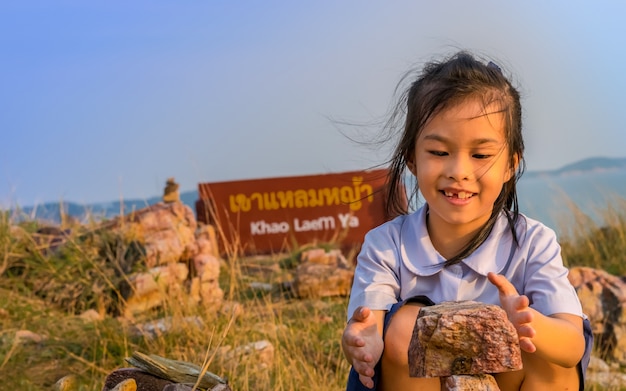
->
xmin=408 ymin=301 xmax=522 ymax=378
xmin=301 ymin=248 xmax=338 ymax=265
xmin=129 ymin=263 xmax=189 ymax=298
xmin=293 ymin=249 xmax=354 ymax=298
xmin=568 ymin=266 xmax=626 ymax=364
xmin=195 ymin=224 xmax=219 ymax=256
xmin=442 ymin=374 xmax=500 ymax=390
xmin=193 ymin=253 xmax=220 ymax=282
xmin=110 ymin=378 xmax=137 ymax=391
xmin=102 ymin=368 xmax=173 ymax=391
xmin=124 ymin=263 xmax=189 ymax=317
xmin=292 ymin=248 xmax=354 ymax=298
xmin=292 ymin=262 xmax=353 ymax=298
xmin=112 ymin=202 xmax=197 ymax=268
xmin=163 ymin=177 xmax=180 ymax=204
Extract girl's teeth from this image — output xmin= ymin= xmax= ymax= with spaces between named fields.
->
xmin=444 ymin=191 xmax=472 ymax=199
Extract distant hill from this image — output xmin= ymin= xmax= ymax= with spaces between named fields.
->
xmin=9 ymin=191 xmax=199 ymax=225
xmin=6 ymin=156 xmax=626 ymax=224
xmin=525 ymin=156 xmax=626 ymax=178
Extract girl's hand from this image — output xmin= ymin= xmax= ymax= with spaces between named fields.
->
xmin=341 ymin=306 xmax=384 ymax=388
xmin=487 ymin=272 xmax=537 ymax=353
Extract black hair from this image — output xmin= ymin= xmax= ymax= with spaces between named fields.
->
xmin=384 ymin=51 xmax=525 ymax=266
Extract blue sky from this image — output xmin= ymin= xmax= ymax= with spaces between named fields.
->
xmin=2 ymin=1 xmax=626 ymax=207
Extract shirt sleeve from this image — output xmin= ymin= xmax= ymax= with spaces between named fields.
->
xmin=522 ymin=223 xmax=583 ymax=317
xmin=346 ymin=223 xmax=402 ymax=320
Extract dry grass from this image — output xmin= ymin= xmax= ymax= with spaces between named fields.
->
xmin=0 ymin=209 xmax=350 ymax=390
xmin=559 ymin=197 xmax=626 ymax=275
xmin=1 ymin=196 xmax=625 ymax=390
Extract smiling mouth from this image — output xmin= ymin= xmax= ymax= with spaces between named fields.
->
xmin=443 ymin=190 xmax=475 ymax=199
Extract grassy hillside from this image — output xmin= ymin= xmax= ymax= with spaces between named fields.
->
xmin=0 ymin=199 xmax=625 ymax=390
xmin=0 ymin=210 xmax=350 ymax=390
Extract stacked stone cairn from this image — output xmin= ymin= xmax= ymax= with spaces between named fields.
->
xmin=104 ymin=200 xmax=224 ymax=318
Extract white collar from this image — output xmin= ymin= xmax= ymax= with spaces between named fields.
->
xmin=399 ymin=206 xmax=515 ymax=277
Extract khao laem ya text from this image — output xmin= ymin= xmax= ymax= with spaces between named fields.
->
xmin=250 ymin=213 xmax=360 ymax=235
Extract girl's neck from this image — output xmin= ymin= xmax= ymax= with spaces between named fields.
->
xmin=425 ymin=211 xmax=488 ymax=261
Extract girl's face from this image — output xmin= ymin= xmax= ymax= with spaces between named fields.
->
xmin=408 ymin=98 xmax=516 ymax=239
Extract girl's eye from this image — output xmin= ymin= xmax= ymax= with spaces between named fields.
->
xmin=473 ymin=154 xmax=491 ymax=159
xmin=428 ymin=150 xmax=448 ymax=156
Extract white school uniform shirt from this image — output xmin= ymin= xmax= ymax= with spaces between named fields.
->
xmin=347 ymin=205 xmax=583 ymax=320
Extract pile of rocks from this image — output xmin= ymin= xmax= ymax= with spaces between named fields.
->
xmin=292 ymin=247 xmax=354 ymax=299
xmin=103 ymin=201 xmax=224 ymax=318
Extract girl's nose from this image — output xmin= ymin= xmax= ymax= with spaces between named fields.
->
xmin=446 ymin=155 xmax=471 ymax=181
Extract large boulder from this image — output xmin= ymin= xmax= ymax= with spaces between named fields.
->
xmin=568 ymin=266 xmax=626 ymax=364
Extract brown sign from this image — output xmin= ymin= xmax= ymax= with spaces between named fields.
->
xmin=196 ymin=169 xmax=399 ymax=255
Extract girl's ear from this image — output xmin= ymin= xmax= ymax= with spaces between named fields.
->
xmin=406 ymin=156 xmax=417 ymax=176
xmin=506 ymin=154 xmax=520 ymax=181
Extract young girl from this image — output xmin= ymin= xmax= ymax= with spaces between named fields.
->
xmin=342 ymin=51 xmax=592 ymax=390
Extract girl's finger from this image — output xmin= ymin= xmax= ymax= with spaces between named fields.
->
xmin=487 ymin=272 xmax=518 ymax=296
xmin=514 ymin=295 xmax=530 ymax=310
xmin=519 ymin=337 xmax=536 ymax=353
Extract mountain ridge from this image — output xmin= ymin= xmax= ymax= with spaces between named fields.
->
xmin=6 ymin=156 xmax=626 ymax=224
xmin=525 ymin=156 xmax=626 ymax=178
